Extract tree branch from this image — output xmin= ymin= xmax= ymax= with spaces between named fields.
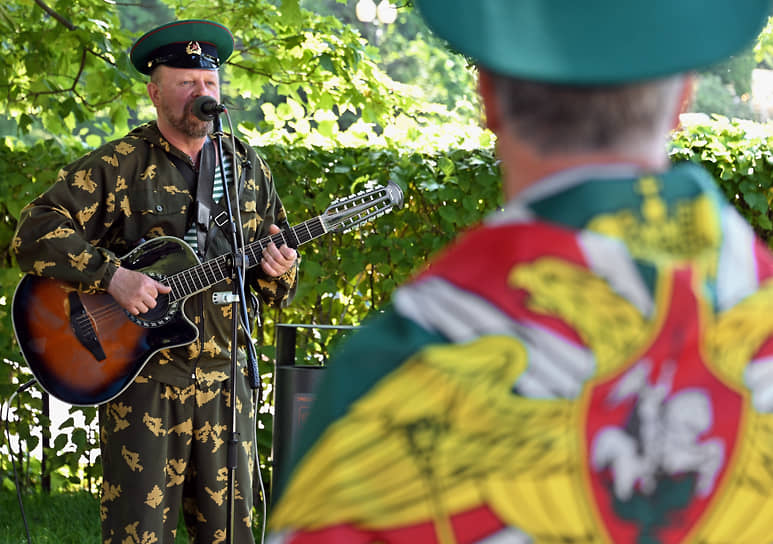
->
xmin=33 ymin=0 xmax=76 ymax=31
xmin=13 ymin=47 xmax=129 ymax=112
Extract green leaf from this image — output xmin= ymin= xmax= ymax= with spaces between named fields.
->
xmin=438 ymin=156 xmax=456 ymax=177
xmin=318 ymin=53 xmax=336 ymax=74
xmin=280 ymin=0 xmax=301 ymax=23
xmin=744 ymin=190 xmax=769 ymax=213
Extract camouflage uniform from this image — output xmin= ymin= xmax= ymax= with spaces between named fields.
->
xmin=13 ymin=121 xmax=297 ymax=543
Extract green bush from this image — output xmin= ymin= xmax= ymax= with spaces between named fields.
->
xmin=670 ymin=116 xmax=773 ymax=243
xmin=4 ymin=115 xmax=773 ymax=493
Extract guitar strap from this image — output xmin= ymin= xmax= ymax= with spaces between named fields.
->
xmin=167 ymin=140 xmax=224 ymax=258
xmin=195 ymin=139 xmax=217 ymax=258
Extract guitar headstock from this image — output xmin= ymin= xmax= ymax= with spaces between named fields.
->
xmin=322 ymin=181 xmax=404 ymax=233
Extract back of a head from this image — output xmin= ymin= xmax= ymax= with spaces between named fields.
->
xmin=413 ymin=1 xmax=769 ymax=86
xmin=413 ymin=1 xmax=770 ymax=155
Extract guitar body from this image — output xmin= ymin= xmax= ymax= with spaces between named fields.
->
xmin=12 ymin=237 xmax=200 ymax=406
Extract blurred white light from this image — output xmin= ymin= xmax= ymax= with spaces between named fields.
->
xmin=376 ymin=0 xmax=398 ymax=24
xmin=355 ymin=0 xmax=377 ymax=22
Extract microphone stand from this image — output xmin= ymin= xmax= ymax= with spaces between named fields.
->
xmin=209 ymin=111 xmax=261 ymax=544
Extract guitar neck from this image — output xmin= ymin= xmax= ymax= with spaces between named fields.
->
xmin=165 ymin=215 xmax=326 ymax=301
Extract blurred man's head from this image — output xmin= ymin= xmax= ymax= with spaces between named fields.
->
xmin=415 ymin=1 xmax=769 ymax=192
xmin=412 ymin=1 xmax=769 ymax=86
xmin=480 ymin=72 xmax=688 ymax=156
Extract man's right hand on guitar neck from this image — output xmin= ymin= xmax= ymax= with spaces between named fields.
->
xmin=108 ymin=266 xmax=172 ymax=316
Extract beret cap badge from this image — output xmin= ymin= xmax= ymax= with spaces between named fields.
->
xmin=185 ymin=41 xmax=202 ymax=56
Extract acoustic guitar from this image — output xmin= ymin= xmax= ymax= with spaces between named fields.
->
xmin=12 ymin=182 xmax=403 ymax=406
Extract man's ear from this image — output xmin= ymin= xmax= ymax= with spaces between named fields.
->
xmin=478 ymin=68 xmax=502 ymax=133
xmin=672 ymin=74 xmax=695 ymax=130
xmin=147 ymin=80 xmax=160 ymax=108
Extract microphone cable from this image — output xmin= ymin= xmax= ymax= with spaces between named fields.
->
xmin=3 ymin=378 xmax=37 ymax=544
xmin=252 ymin=387 xmax=268 ymax=543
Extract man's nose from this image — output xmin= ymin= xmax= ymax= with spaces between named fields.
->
xmin=192 ymin=80 xmax=212 ymax=95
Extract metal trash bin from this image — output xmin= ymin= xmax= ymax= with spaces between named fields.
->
xmin=271 ymin=323 xmax=358 ymax=496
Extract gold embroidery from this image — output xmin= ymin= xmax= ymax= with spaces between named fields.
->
xmin=509 ymin=257 xmax=646 ymax=375
xmin=202 ymin=336 xmax=220 ymax=358
xmin=196 ymin=368 xmax=228 ymax=385
xmin=72 ymin=169 xmax=97 ymax=193
xmin=52 ymin=204 xmax=73 ymax=220
xmin=121 ymin=445 xmax=143 ymax=472
xmin=32 ymin=260 xmax=55 ymax=275
xmin=101 ymin=481 xmax=122 ymax=502
xmin=39 ymin=226 xmax=74 ymax=240
xmin=114 ymin=141 xmax=135 ymax=155
xmin=187 ymin=341 xmax=201 ymax=360
xmin=143 ymin=412 xmax=166 ymax=437
xmin=196 ymin=388 xmax=219 ymax=407
xmin=258 ymin=157 xmax=271 ymax=180
xmin=140 ymin=165 xmax=157 ymax=181
xmin=102 ymin=154 xmax=119 ymax=167
xmin=587 ymin=178 xmax=720 ymax=278
xmin=243 ymin=216 xmax=258 ymax=232
xmin=67 ymin=250 xmax=92 ymax=272
xmin=169 ymin=418 xmax=193 ymax=440
xmin=205 ymin=485 xmax=227 ymax=506
xmin=145 ymin=485 xmax=164 ymax=509
xmin=165 ymin=459 xmax=187 ymax=487
xmin=119 ymin=195 xmax=131 ymax=217
xmin=163 ymin=185 xmax=188 ymax=195
xmin=107 ymin=401 xmax=133 ymax=432
xmin=76 ymin=202 xmax=98 ymax=226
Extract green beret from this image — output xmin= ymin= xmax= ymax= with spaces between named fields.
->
xmin=130 ymin=19 xmax=234 ymax=75
xmin=414 ymin=0 xmax=770 ymax=84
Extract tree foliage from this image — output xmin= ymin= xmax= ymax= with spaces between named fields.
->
xmin=3 ymin=0 xmax=773 ymax=507
xmin=0 ymin=0 xmax=487 ymax=496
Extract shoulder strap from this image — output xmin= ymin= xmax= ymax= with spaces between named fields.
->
xmin=194 ymin=139 xmax=216 ymax=257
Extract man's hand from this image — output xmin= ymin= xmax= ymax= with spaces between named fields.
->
xmin=261 ymin=224 xmax=297 ymax=278
xmin=108 ymin=266 xmax=172 ymax=316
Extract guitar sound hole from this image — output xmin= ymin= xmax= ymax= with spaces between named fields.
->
xmin=129 ymin=293 xmax=175 ymax=328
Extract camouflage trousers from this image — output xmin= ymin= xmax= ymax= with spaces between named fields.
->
xmin=98 ymin=370 xmax=257 ymax=544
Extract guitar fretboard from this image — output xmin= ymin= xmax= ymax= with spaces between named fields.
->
xmin=165 ymin=216 xmax=327 ymax=302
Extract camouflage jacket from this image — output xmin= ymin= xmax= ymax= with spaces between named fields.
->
xmin=13 ymin=121 xmax=297 ymax=386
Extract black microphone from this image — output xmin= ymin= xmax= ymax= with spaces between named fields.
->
xmin=192 ymin=95 xmax=226 ymax=121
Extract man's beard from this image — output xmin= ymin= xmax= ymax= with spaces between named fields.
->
xmin=161 ymin=98 xmax=212 ymax=138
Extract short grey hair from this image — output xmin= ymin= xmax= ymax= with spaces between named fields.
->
xmin=487 ymin=70 xmax=686 ymax=155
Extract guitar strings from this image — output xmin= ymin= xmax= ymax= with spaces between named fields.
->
xmin=68 ymin=193 xmax=387 ymax=329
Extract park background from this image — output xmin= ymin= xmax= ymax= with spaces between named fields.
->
xmin=4 ymin=0 xmax=773 ymax=541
